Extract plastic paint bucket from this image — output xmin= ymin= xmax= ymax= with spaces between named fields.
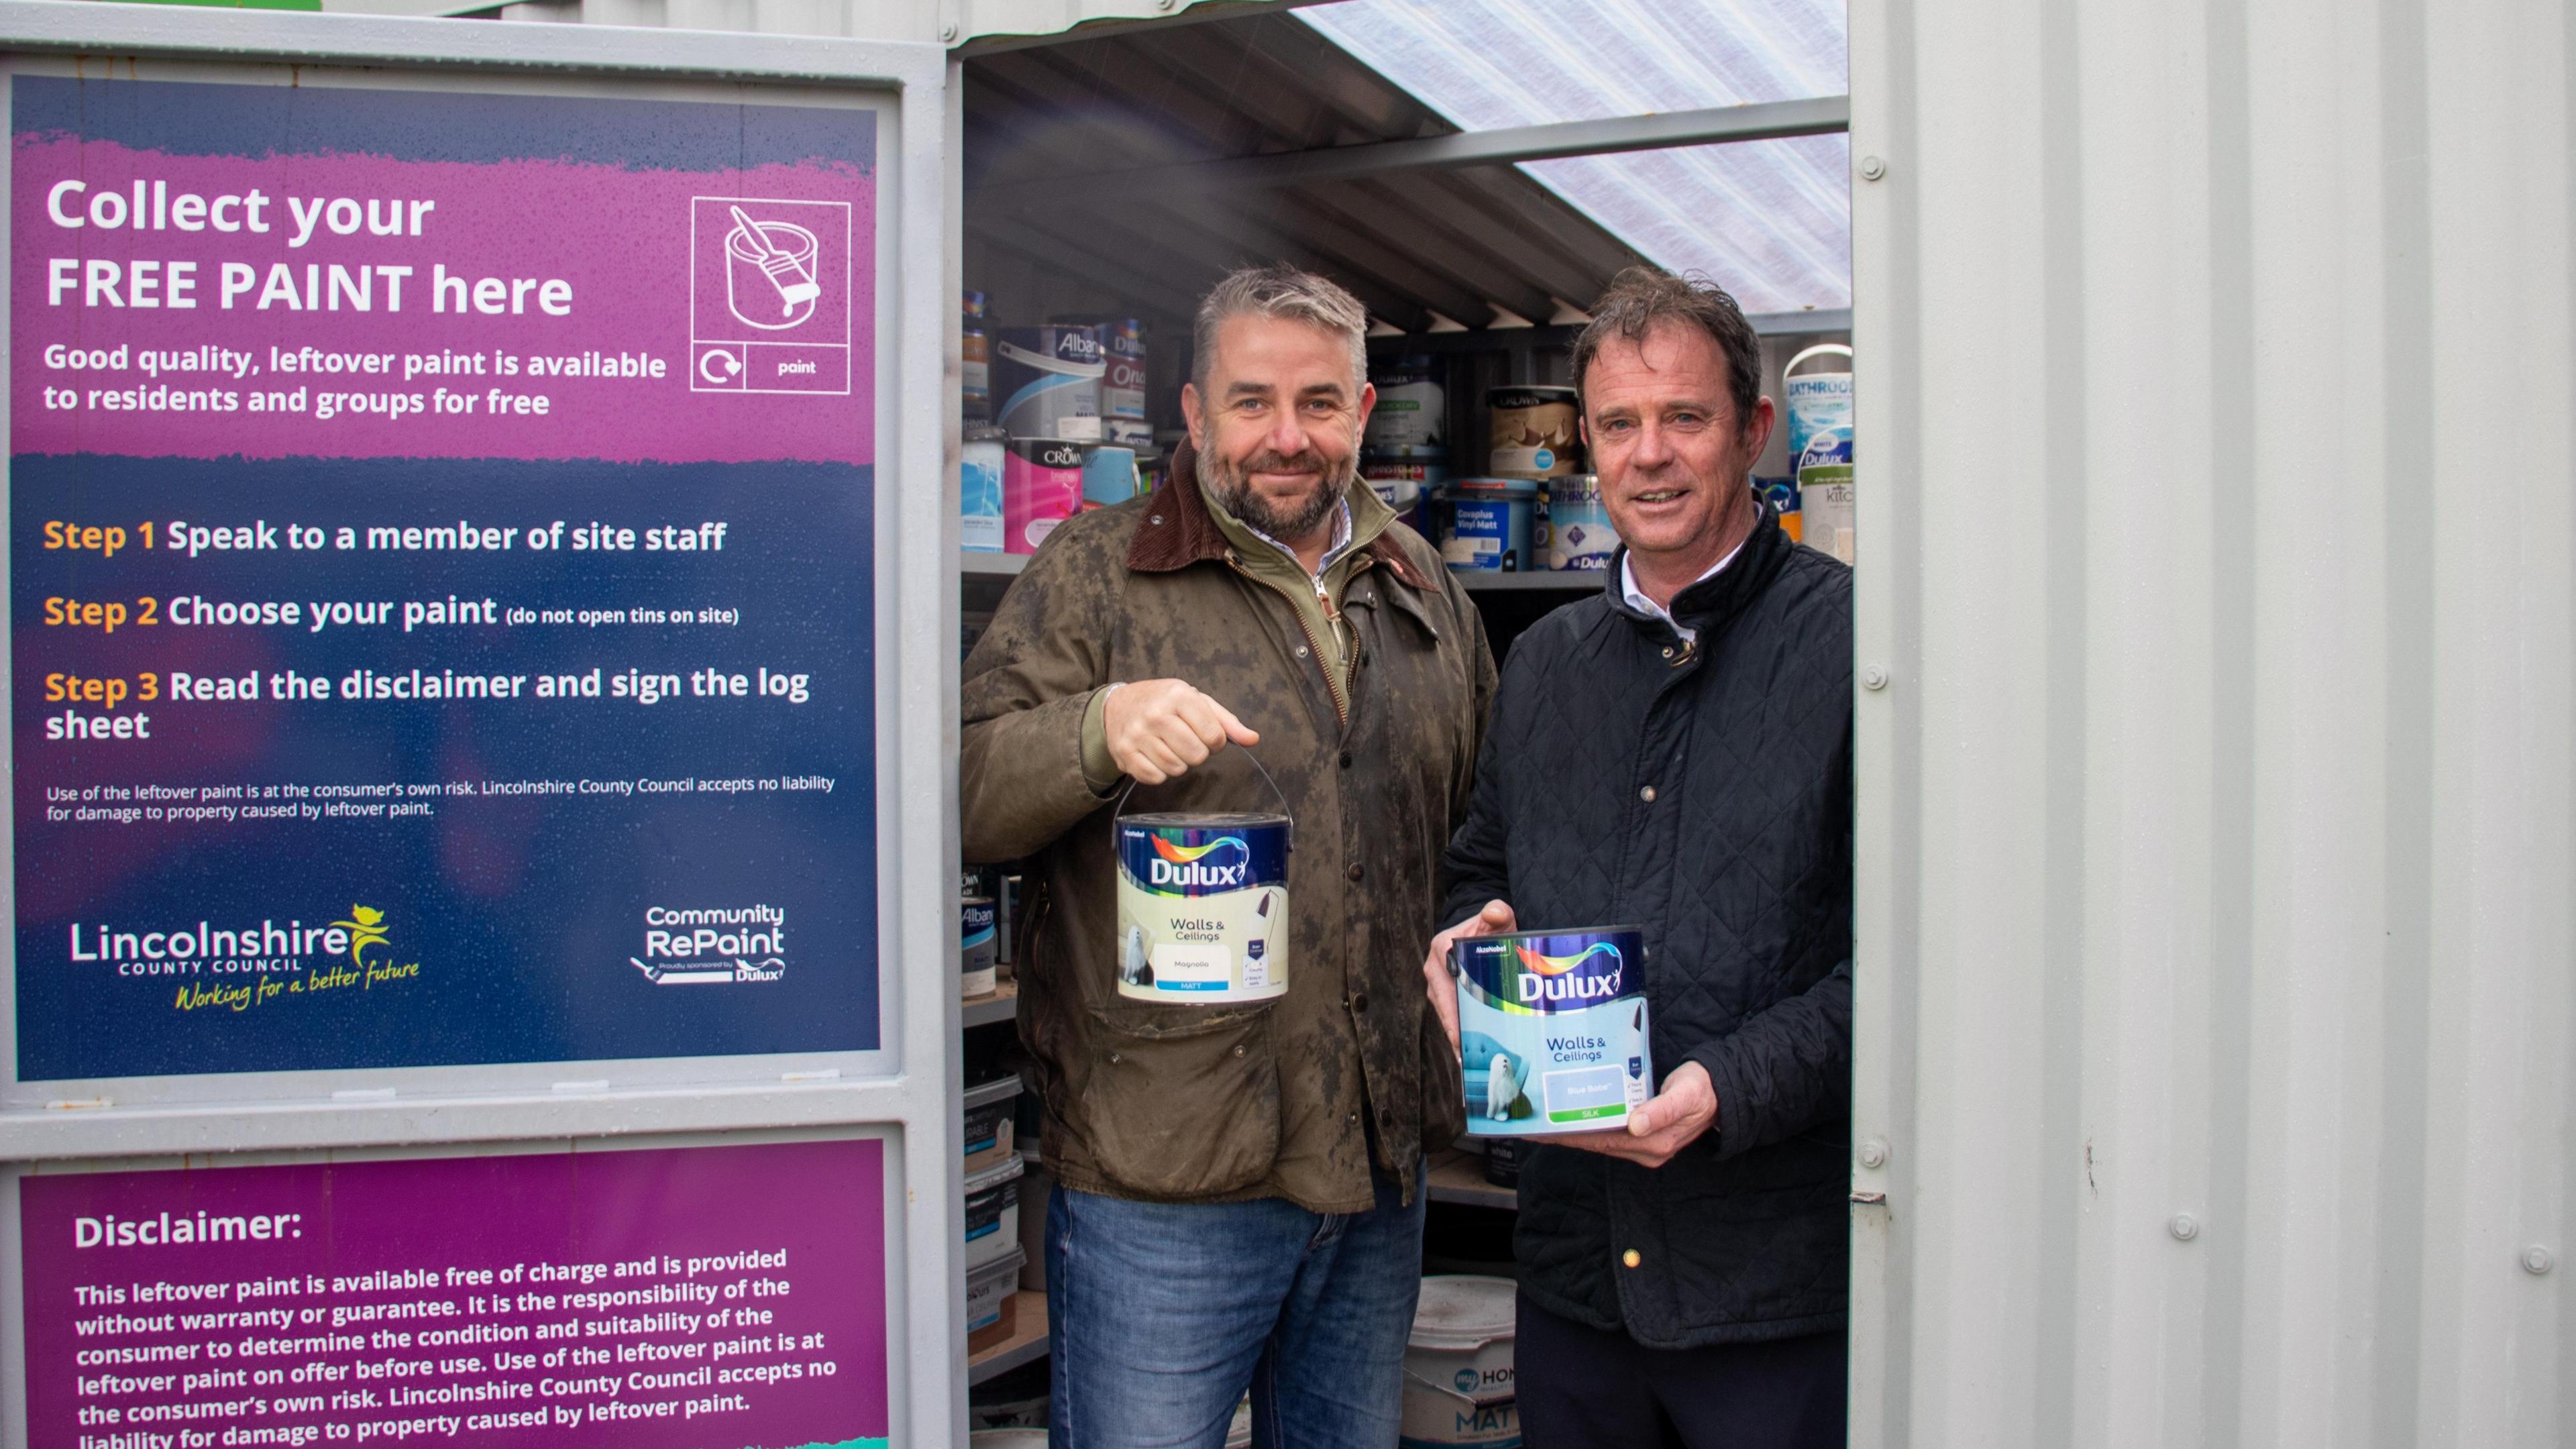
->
xmin=1401 ymin=1275 xmax=1519 ymax=1448
xmin=1081 ymin=443 xmax=1139 ymax=508
xmin=961 ymin=894 xmax=998 ymax=998
xmin=964 ymin=1154 xmax=1025 ymax=1271
xmin=1784 ymin=344 xmax=1854 ymax=563
xmin=963 ymin=1073 xmax=1019 ymax=1173
xmin=1366 ymin=356 xmax=1446 ymax=453
xmin=962 ymin=425 xmax=1006 ymax=553
xmin=1543 ymin=474 xmax=1617 ymax=571
xmin=1434 ymin=478 xmax=1542 ymax=572
xmin=1454 ymin=927 xmax=1652 ymax=1136
xmin=1486 ymin=385 xmax=1581 ymax=477
xmin=1115 ymin=812 xmax=1291 ymax=1003
xmin=1364 ymin=453 xmax=1448 ymax=533
xmin=1003 ymin=437 xmax=1085 ymax=554
xmin=994 ymin=324 xmax=1103 ymax=439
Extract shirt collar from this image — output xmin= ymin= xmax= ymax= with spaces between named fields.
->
xmin=1620 ymin=528 xmax=1750 ymax=635
xmin=1240 ymin=497 xmax=1354 ymax=583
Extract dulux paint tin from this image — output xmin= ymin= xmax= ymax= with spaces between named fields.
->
xmin=961 ymin=894 xmax=998 ymax=998
xmin=1784 ymin=343 xmax=1854 ymax=563
xmin=1542 ymin=474 xmax=1617 ymax=570
xmin=994 ymin=324 xmax=1104 ymax=440
xmin=1434 ymin=478 xmax=1542 ymax=572
xmin=1002 ymin=436 xmax=1085 ymax=554
xmin=1454 ymin=927 xmax=1652 ymax=1135
xmin=961 ymin=424 xmax=1007 ymax=553
xmin=1115 ymin=812 xmax=1291 ymax=1003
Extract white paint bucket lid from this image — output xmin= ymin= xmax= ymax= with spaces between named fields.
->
xmin=1410 ymin=1275 xmax=1516 ymax=1352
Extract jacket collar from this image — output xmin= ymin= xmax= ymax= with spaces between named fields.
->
xmin=1130 ymin=437 xmax=1434 ymax=592
xmin=1602 ymin=498 xmax=1792 ymax=640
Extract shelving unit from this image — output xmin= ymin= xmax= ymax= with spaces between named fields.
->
xmin=961 ymin=981 xmax=1018 ymax=1030
xmin=966 ymin=1291 xmax=1050 ymax=1385
xmin=1425 ymin=1147 xmax=1518 ymax=1210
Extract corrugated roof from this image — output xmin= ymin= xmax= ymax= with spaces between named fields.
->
xmin=1295 ymin=0 xmax=1854 ymax=312
xmin=963 ymin=11 xmax=1658 ymax=333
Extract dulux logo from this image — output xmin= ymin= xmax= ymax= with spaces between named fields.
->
xmin=1146 ymin=833 xmax=1250 ymax=890
xmin=1513 ymin=941 xmax=1625 ymax=1004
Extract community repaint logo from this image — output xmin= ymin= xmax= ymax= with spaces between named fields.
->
xmin=1147 ymin=833 xmax=1250 ymax=890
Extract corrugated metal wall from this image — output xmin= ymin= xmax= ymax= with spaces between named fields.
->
xmin=1847 ymin=1 xmax=2573 ymax=1445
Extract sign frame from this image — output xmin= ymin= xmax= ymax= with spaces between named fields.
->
xmin=0 ymin=3 xmax=964 ymax=1444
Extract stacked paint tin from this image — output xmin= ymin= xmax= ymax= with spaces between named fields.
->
xmin=1364 ymin=356 xmax=1447 ymax=535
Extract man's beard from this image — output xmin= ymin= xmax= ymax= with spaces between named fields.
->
xmin=1199 ymin=443 xmax=1352 ymax=541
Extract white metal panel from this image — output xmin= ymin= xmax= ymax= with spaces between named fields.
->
xmin=1849 ymin=0 xmax=2573 ymax=1445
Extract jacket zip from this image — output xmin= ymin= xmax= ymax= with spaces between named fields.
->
xmin=1227 ymin=551 xmax=1349 ymax=726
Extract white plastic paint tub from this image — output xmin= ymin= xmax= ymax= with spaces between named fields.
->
xmin=1400 ymin=1275 xmax=1520 ymax=1447
xmin=964 ymin=1154 xmax=1026 ymax=1271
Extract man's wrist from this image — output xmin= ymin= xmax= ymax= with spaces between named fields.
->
xmin=1079 ymin=683 xmax=1126 ymax=793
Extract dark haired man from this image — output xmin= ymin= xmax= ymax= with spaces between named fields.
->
xmin=1425 ymin=266 xmax=1854 ymax=1448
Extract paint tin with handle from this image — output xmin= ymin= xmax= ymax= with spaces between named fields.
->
xmin=1113 ymin=754 xmax=1292 ymax=1004
xmin=1454 ymin=926 xmax=1652 ymax=1135
xmin=994 ymin=324 xmax=1103 ymax=440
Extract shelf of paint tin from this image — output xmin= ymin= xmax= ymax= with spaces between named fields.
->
xmin=961 ymin=549 xmax=1030 ymax=578
xmin=967 ymin=1291 xmax=1051 ymax=1384
xmin=1453 ymin=570 xmax=1600 ymax=592
xmin=1425 ymin=1146 xmax=1519 ymax=1210
xmin=962 ymin=979 xmax=1018 ymax=1029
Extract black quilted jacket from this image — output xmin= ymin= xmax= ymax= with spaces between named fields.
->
xmin=1441 ymin=506 xmax=1852 ymax=1348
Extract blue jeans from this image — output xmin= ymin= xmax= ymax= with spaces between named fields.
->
xmin=1045 ymin=1166 xmax=1426 ymax=1449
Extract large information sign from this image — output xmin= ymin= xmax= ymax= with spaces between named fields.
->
xmin=15 ymin=1135 xmax=892 ymax=1447
xmin=8 ymin=73 xmax=882 ymax=1081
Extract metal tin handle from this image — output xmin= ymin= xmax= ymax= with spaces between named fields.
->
xmin=1108 ymin=741 xmax=1291 ymax=845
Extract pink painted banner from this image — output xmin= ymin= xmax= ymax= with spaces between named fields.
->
xmin=19 ymin=1138 xmax=892 ymax=1448
xmin=13 ymin=134 xmax=875 ymax=466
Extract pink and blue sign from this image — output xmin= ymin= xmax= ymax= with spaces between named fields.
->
xmin=17 ymin=1136 xmax=892 ymax=1448
xmin=9 ymin=75 xmax=884 ymax=1080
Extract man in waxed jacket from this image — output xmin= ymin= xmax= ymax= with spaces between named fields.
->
xmin=963 ymin=265 xmax=1492 ymax=1449
xmin=1426 ymin=266 xmax=1853 ymax=1448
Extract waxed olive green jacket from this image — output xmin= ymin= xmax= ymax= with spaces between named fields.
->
xmin=961 ymin=444 xmax=1491 ymax=1212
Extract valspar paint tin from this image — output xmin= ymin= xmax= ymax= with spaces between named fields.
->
xmin=1487 ymin=385 xmax=1582 ymax=478
xmin=1544 ymin=474 xmax=1617 ymax=570
xmin=994 ymin=324 xmax=1103 ymax=440
xmin=1003 ymin=437 xmax=1085 ymax=554
xmin=1455 ymin=927 xmax=1652 ymax=1135
xmin=1115 ymin=812 xmax=1290 ymax=1002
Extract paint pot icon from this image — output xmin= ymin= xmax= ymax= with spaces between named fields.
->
xmin=723 ymin=207 xmax=821 ymax=331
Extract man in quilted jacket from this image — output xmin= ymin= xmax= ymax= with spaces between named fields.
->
xmin=1426 ymin=266 xmax=1854 ymax=1448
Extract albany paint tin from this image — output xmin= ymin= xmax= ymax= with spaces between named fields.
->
xmin=1115 ymin=812 xmax=1291 ymax=1003
xmin=1434 ymin=478 xmax=1542 ymax=572
xmin=994 ymin=324 xmax=1103 ymax=440
xmin=1454 ymin=926 xmax=1652 ymax=1135
xmin=1366 ymin=356 xmax=1448 ymax=453
xmin=1059 ymin=315 xmax=1149 ymax=425
xmin=1543 ymin=474 xmax=1617 ymax=570
xmin=1003 ymin=437 xmax=1085 ymax=554
xmin=962 ymin=424 xmax=1007 ymax=553
xmin=962 ymin=894 xmax=998 ymax=998
xmin=1486 ymin=385 xmax=1582 ymax=478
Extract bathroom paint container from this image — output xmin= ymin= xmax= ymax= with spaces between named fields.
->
xmin=1454 ymin=927 xmax=1652 ymax=1136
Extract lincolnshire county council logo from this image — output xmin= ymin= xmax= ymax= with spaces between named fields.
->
xmin=329 ymin=905 xmax=391 ymax=966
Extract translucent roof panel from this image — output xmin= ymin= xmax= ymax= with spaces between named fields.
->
xmin=1295 ymin=0 xmax=1853 ymax=314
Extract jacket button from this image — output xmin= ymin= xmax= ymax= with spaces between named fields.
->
xmin=1640 ymin=786 xmax=1657 ymax=802
xmin=1346 ymin=863 xmax=1364 ymax=882
xmin=1150 ymin=515 xmax=1164 ymax=526
xmin=1233 ymin=1045 xmax=1246 ymax=1058
xmin=1108 ymin=1052 xmax=1122 ymax=1065
xmin=1339 ymin=751 xmax=1354 ymax=769
xmin=1296 ymin=645 xmax=1310 ymax=659
xmin=1621 ymin=1249 xmax=1642 ymax=1269
xmin=1348 ymin=1112 xmax=1360 ymax=1126
xmin=1661 ymin=646 xmax=1674 ymax=659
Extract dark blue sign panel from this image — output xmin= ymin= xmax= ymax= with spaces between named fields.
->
xmin=9 ymin=77 xmax=879 ymax=1079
